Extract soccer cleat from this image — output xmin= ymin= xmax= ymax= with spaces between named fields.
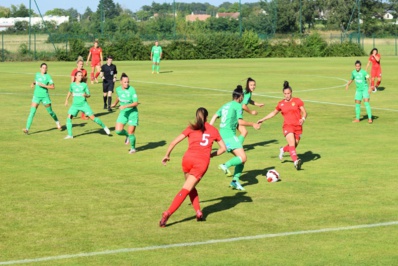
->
xmin=196 ymin=210 xmax=203 ymax=221
xmin=294 ymin=159 xmax=302 ymax=170
xmin=159 ymin=211 xmax=170 ymax=227
xmin=56 ymin=121 xmax=62 ymax=130
xmin=218 ymin=164 xmax=232 ymax=177
xmin=104 ymin=127 xmax=110 ymax=135
xmin=125 ymin=136 xmax=130 ymax=145
xmin=279 ymin=147 xmax=284 ymax=160
xmin=230 ymin=180 xmax=245 ymax=190
xmin=22 ymin=128 xmax=29 ymax=135
xmin=108 ymin=107 xmax=112 ymax=112
xmin=368 ymin=119 xmax=373 ymax=124
xmin=352 ymin=119 xmax=360 ymax=123
xmin=157 ymin=72 xmax=159 ymax=74
xmin=64 ymin=135 xmax=74 ymax=139
xmin=372 ymin=87 xmax=377 ymax=93
xmin=128 ymin=149 xmax=136 ymax=154
xmin=152 ymin=71 xmax=154 ymax=74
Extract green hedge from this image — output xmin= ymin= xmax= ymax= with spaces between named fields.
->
xmin=53 ymin=31 xmax=365 ymax=61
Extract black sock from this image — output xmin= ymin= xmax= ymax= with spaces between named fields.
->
xmin=103 ymin=96 xmax=107 ymax=105
xmin=108 ymin=97 xmax=112 ymax=108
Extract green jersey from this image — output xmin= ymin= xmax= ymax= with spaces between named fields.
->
xmin=115 ymin=85 xmax=138 ymax=111
xmin=69 ymin=82 xmax=89 ymax=106
xmin=33 ymin=72 xmax=54 ymax=97
xmin=350 ymin=69 xmax=369 ymax=91
xmin=216 ymin=101 xmax=243 ymax=138
xmin=242 ymin=91 xmax=252 ymax=106
xmin=151 ymin=46 xmax=162 ymax=57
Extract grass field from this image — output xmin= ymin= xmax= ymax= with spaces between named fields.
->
xmin=0 ymin=57 xmax=397 ymax=265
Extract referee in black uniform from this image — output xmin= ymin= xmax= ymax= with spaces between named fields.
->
xmin=100 ymin=55 xmax=117 ymax=111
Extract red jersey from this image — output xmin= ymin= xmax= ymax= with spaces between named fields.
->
xmin=181 ymin=122 xmax=222 ymax=162
xmin=276 ymin=98 xmax=304 ymax=127
xmin=70 ymin=68 xmax=88 ymax=82
xmin=89 ymin=47 xmax=102 ymax=65
xmin=369 ymin=54 xmax=381 ymax=69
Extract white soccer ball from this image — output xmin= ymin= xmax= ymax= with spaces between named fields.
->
xmin=266 ymin=169 xmax=280 ymax=183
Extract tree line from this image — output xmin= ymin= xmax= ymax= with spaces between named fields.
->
xmin=1 ymin=0 xmax=398 ymax=37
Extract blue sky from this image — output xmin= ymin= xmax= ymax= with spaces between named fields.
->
xmin=1 ymin=0 xmax=260 ymax=13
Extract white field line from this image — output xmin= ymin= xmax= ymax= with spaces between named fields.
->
xmin=0 ymin=221 xmax=397 ymax=265
xmin=2 ymin=79 xmax=398 ymax=112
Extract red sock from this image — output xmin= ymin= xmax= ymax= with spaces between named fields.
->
xmin=283 ymin=145 xmax=289 ymax=152
xmin=90 ymin=73 xmax=94 ymax=81
xmin=189 ymin=188 xmax=200 ymax=212
xmin=376 ymin=80 xmax=381 ymax=87
xmin=81 ymin=113 xmax=86 ymax=119
xmin=370 ymin=79 xmax=375 ymax=89
xmin=289 ymin=146 xmax=298 ymax=162
xmin=167 ymin=188 xmax=189 ymax=215
xmin=95 ymin=72 xmax=100 ymax=79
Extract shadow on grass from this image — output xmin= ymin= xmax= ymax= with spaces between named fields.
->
xmin=165 ymin=192 xmax=252 ymax=227
xmin=376 ymin=86 xmax=385 ymax=91
xmin=27 ymin=122 xmax=87 ymax=135
xmin=240 ymin=166 xmax=277 ymax=187
xmin=359 ymin=115 xmax=379 ymax=122
xmin=278 ymin=150 xmax=321 ymax=171
xmin=136 ymin=140 xmax=167 ymax=151
xmin=243 ymin=139 xmax=278 ymax=151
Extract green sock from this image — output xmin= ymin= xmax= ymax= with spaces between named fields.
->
xmin=93 ymin=117 xmax=105 ymax=128
xmin=364 ymin=102 xmax=372 ymax=120
xmin=26 ymin=107 xmax=37 ymax=130
xmin=225 ymin=156 xmax=243 ymax=168
xmin=129 ymin=134 xmax=136 ymax=149
xmin=45 ymin=106 xmax=58 ymax=122
xmin=152 ymin=65 xmax=155 ymax=71
xmin=233 ymin=164 xmax=244 ymax=181
xmin=66 ymin=118 xmax=73 ymax=136
xmin=355 ymin=103 xmax=361 ymax=119
xmin=238 ymin=135 xmax=245 ymax=144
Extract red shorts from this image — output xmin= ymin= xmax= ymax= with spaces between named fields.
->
xmin=91 ymin=60 xmax=101 ymax=67
xmin=182 ymin=156 xmax=209 ymax=180
xmin=283 ymin=125 xmax=302 ymax=141
xmin=371 ymin=68 xmax=381 ymax=78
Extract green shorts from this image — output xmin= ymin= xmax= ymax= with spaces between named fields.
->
xmin=32 ymin=95 xmax=52 ymax=105
xmin=117 ymin=109 xmax=139 ymax=126
xmin=68 ymin=102 xmax=94 ymax=117
xmin=222 ymin=135 xmax=242 ymax=152
xmin=355 ymin=89 xmax=370 ymax=101
xmin=152 ymin=56 xmax=161 ymax=63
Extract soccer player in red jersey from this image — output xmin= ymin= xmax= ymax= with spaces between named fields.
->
xmin=365 ymin=48 xmax=382 ymax=93
xmin=258 ymin=81 xmax=307 ymax=170
xmin=159 ymin=107 xmax=226 ymax=227
xmin=71 ymin=56 xmax=89 ymax=119
xmin=86 ymin=39 xmax=103 ymax=84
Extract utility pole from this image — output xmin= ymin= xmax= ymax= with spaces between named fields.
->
xmin=101 ymin=0 xmax=104 ymax=36
xmin=299 ymin=0 xmax=302 ymax=34
xmin=239 ymin=0 xmax=242 ymax=37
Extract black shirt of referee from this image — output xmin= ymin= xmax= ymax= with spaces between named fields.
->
xmin=100 ymin=55 xmax=117 ymax=111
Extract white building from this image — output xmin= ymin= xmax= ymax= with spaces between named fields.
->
xmin=0 ymin=16 xmax=69 ymax=31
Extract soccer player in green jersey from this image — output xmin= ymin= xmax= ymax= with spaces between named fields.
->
xmin=238 ymin=77 xmax=264 ymax=144
xmin=345 ymin=60 xmax=373 ymax=124
xmin=150 ymin=41 xmax=162 ymax=74
xmin=111 ymin=73 xmax=139 ymax=154
xmin=210 ymin=85 xmax=261 ymax=190
xmin=64 ymin=71 xmax=110 ymax=139
xmin=23 ymin=63 xmax=62 ymax=134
